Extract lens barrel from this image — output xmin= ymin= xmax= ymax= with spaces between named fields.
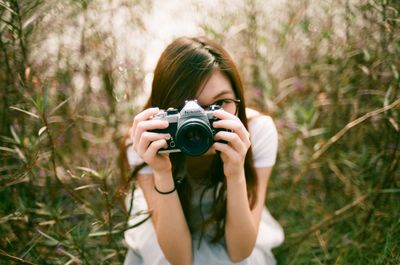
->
xmin=176 ymin=119 xmax=213 ymax=156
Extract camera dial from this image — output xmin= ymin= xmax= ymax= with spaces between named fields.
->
xmin=166 ymin=108 xmax=179 ymax=115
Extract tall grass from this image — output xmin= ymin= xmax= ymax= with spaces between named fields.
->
xmin=1 ymin=0 xmax=399 ymax=264
xmin=219 ymin=1 xmax=400 ymax=264
xmin=0 ymin=1 xmax=150 ymax=264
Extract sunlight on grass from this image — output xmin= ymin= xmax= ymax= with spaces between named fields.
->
xmin=0 ymin=0 xmax=399 ymax=264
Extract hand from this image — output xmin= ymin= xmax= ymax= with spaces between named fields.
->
xmin=212 ymin=110 xmax=251 ymax=180
xmin=130 ymin=108 xmax=172 ymax=174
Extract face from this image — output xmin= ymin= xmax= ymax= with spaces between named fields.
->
xmin=196 ymin=70 xmax=238 ymax=115
xmin=194 ymin=70 xmax=238 ymax=156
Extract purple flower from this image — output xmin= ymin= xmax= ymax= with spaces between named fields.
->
xmin=293 ymin=78 xmax=305 ymax=91
xmin=55 ymin=244 xmax=64 ymax=254
xmin=254 ymin=88 xmax=263 ymax=97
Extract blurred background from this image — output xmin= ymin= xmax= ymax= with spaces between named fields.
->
xmin=0 ymin=0 xmax=399 ymax=264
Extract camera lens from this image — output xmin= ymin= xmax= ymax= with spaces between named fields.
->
xmin=176 ymin=119 xmax=213 ymax=156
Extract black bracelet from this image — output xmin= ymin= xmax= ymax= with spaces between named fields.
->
xmin=154 ymin=185 xmax=176 ymax=195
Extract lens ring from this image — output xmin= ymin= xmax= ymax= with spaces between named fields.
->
xmin=176 ymin=120 xmax=213 ymax=156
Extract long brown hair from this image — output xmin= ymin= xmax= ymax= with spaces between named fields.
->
xmin=123 ymin=36 xmax=258 ymax=242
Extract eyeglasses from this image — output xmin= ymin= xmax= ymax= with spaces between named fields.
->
xmin=200 ymin=98 xmax=241 ymax=115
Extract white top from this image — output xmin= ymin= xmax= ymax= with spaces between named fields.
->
xmin=126 ymin=114 xmax=278 ymax=174
xmin=124 ymin=113 xmax=284 ymax=265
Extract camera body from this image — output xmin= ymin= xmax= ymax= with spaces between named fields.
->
xmin=150 ymin=100 xmax=225 ymax=156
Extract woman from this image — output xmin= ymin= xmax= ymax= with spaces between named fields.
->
xmin=123 ymin=36 xmax=284 ymax=265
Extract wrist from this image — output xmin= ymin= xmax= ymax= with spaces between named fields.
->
xmin=153 ymin=169 xmax=175 ymax=192
xmin=154 ymin=184 xmax=176 ymax=195
xmin=153 ymin=167 xmax=172 ymax=178
xmin=225 ymin=169 xmax=246 ymax=184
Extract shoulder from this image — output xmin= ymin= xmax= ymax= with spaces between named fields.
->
xmin=246 ymin=108 xmax=276 ymax=134
xmin=245 ymin=108 xmax=261 ymax=120
xmin=246 ymin=108 xmax=278 ymax=168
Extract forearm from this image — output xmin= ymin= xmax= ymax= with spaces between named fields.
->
xmin=224 ymin=171 xmax=257 ymax=262
xmin=153 ymin=170 xmax=192 ymax=265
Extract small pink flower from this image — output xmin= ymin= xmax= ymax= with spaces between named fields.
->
xmin=254 ymin=88 xmax=263 ymax=97
xmin=293 ymin=78 xmax=305 ymax=91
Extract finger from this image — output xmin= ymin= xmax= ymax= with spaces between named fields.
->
xmin=133 ymin=108 xmax=160 ymax=126
xmin=132 ymin=108 xmax=160 ymax=129
xmin=213 ymin=119 xmax=250 ymax=145
xmin=143 ymin=139 xmax=169 ymax=161
xmin=214 ymin=131 xmax=247 ymax=154
xmin=212 ymin=109 xmax=240 ymax=121
xmin=131 ymin=108 xmax=160 ymax=141
xmin=212 ymin=109 xmax=248 ymax=140
xmin=133 ymin=119 xmax=169 ymax=150
xmin=136 ymin=132 xmax=170 ymax=155
xmin=214 ymin=142 xmax=242 ymax=164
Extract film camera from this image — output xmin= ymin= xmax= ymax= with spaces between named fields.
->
xmin=150 ymin=100 xmax=225 ymax=156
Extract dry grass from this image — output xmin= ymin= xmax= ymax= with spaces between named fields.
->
xmin=0 ymin=0 xmax=399 ymax=264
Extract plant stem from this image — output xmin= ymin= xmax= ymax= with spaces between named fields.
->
xmin=0 ymin=249 xmax=38 ymax=265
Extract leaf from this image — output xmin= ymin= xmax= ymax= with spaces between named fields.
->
xmin=359 ymin=65 xmax=370 ymax=75
xmin=0 ymin=1 xmax=17 ymax=15
xmin=14 ymin=147 xmax=27 ymax=163
xmin=74 ymin=184 xmax=99 ymax=191
xmin=362 ymin=48 xmax=370 ymax=61
xmin=384 ymin=85 xmax=393 ymax=108
xmin=36 ymin=228 xmax=61 ymax=245
xmin=9 ymin=106 xmax=39 ymax=119
xmin=388 ymin=117 xmax=399 ymax=132
xmin=49 ymin=97 xmax=70 ymax=115
xmin=38 ymin=126 xmax=47 ymax=136
xmin=38 ymin=220 xmax=56 ymax=226
xmin=89 ymin=230 xmax=120 ymax=237
xmin=391 ymin=64 xmax=399 ymax=80
xmin=0 ymin=146 xmax=17 ymax=153
xmin=76 ymin=166 xmax=100 ymax=178
xmin=30 ymin=93 xmax=48 ymax=113
xmin=10 ymin=126 xmax=21 ymax=144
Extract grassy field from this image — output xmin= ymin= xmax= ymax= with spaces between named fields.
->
xmin=1 ymin=0 xmax=399 ymax=264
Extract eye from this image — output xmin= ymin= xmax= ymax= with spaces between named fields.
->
xmin=213 ymin=99 xmax=226 ymax=106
